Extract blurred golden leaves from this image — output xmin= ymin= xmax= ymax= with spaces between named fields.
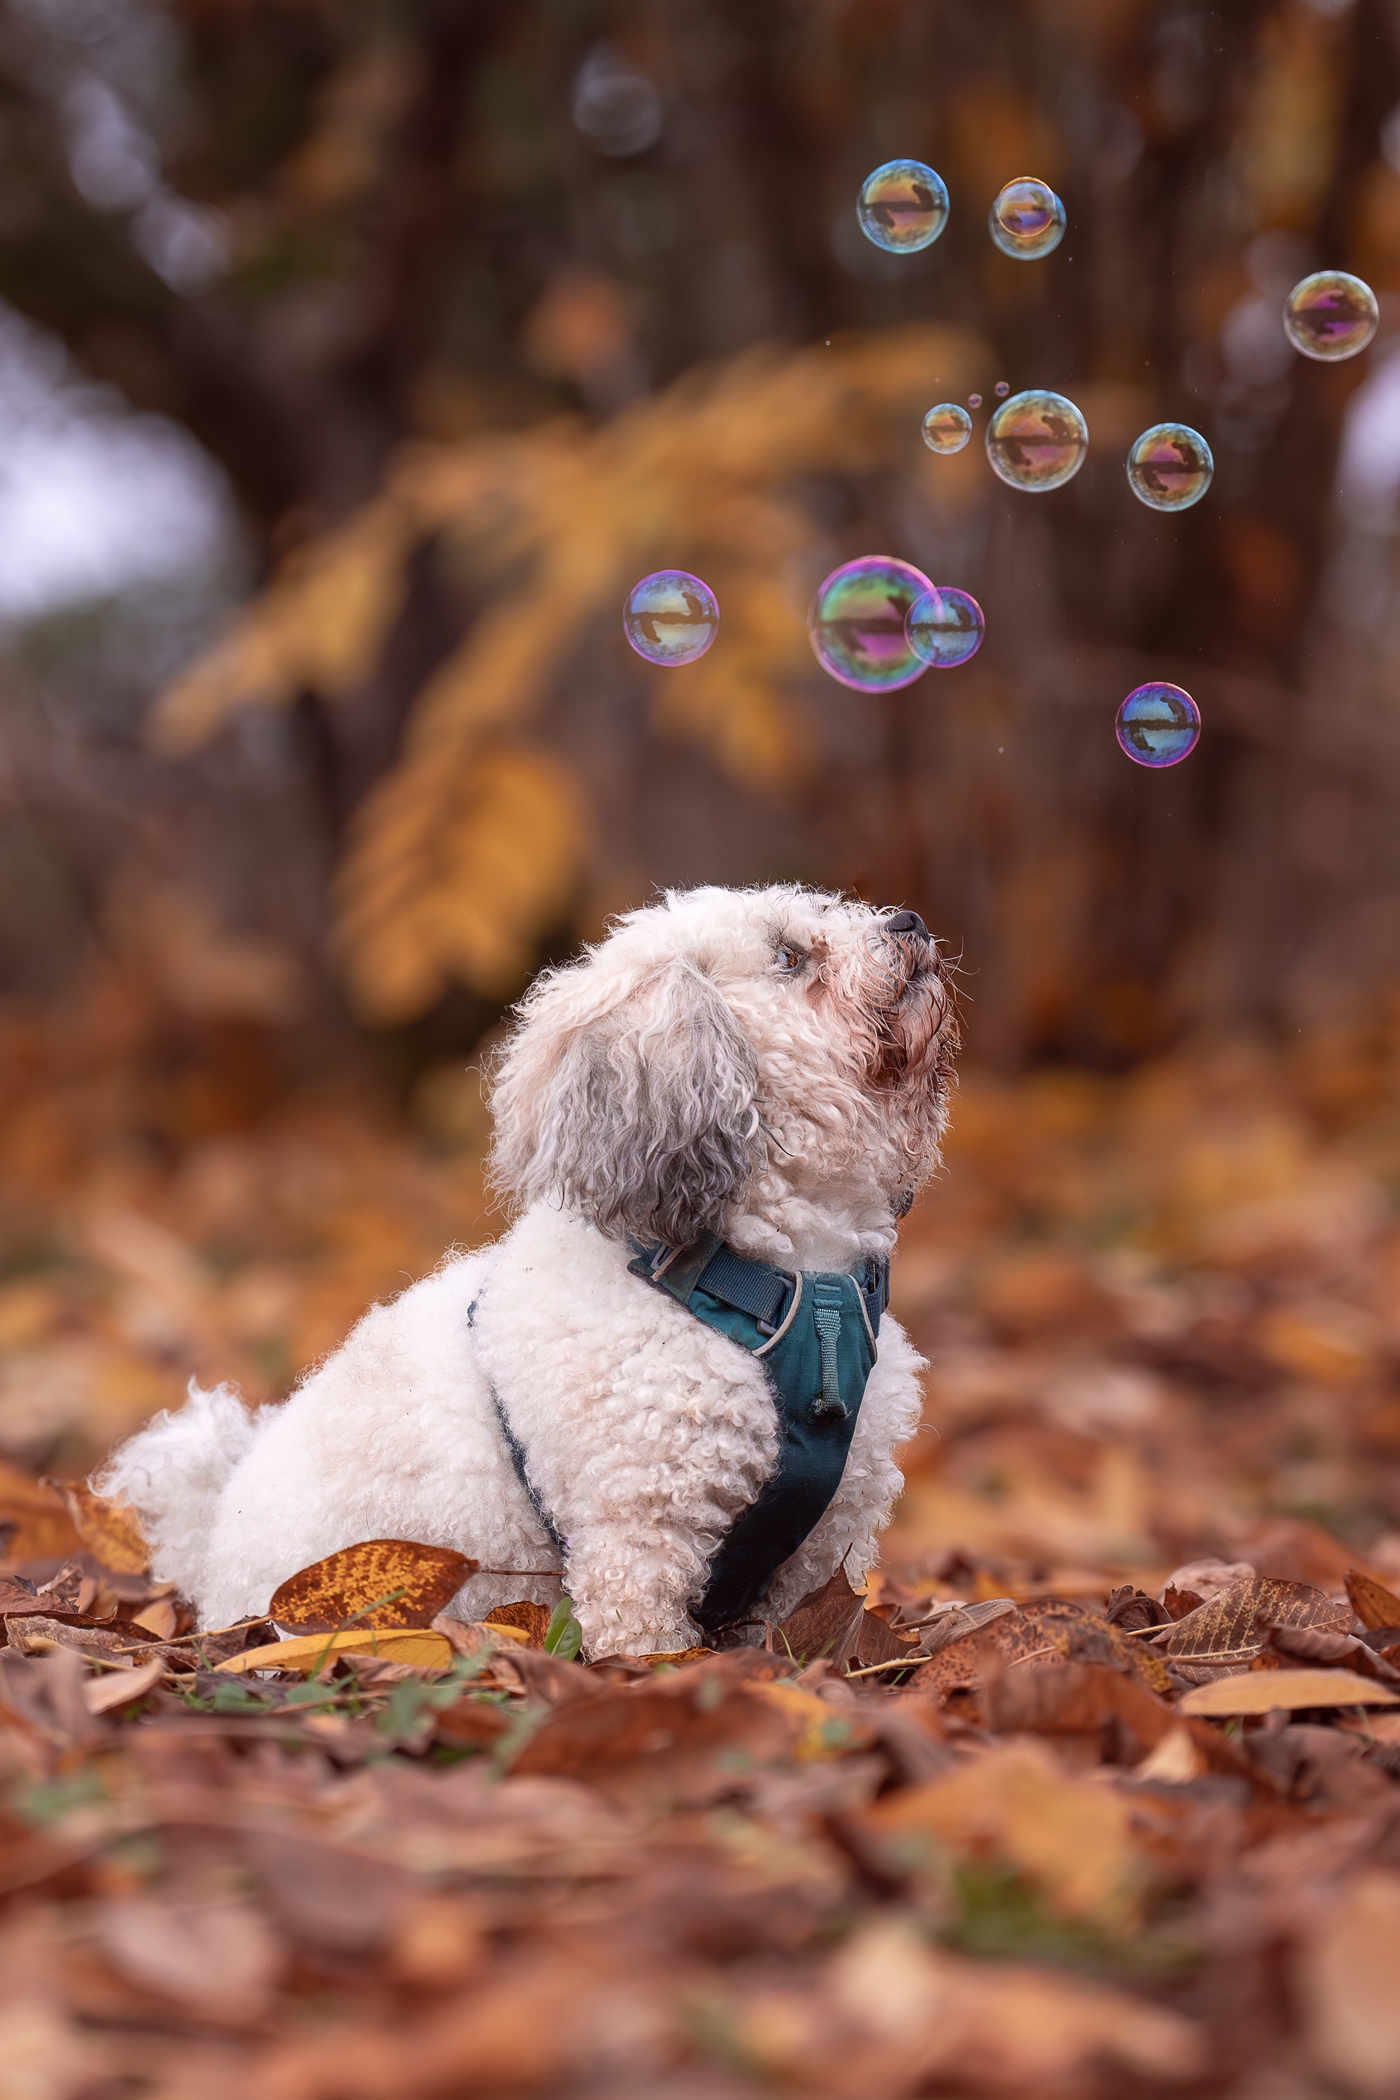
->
xmin=152 ymin=324 xmax=981 ymax=1020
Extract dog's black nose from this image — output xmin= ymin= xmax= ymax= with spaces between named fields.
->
xmin=884 ymin=910 xmax=928 ymax=939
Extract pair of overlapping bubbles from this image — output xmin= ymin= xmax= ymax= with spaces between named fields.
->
xmin=807 ymin=558 xmax=982 ymax=693
xmin=857 ymin=162 xmax=1065 ymax=261
xmin=921 ymin=389 xmax=1090 ymax=489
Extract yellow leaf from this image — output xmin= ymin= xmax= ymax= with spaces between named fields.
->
xmin=1179 ymin=1670 xmax=1400 ymax=1716
xmin=215 ymin=1627 xmax=455 ymax=1674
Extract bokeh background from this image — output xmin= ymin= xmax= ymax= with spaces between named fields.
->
xmin=6 ymin=0 xmax=1400 ymax=1586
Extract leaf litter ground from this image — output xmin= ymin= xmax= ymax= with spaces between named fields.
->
xmin=9 ymin=1000 xmax=1400 ymax=2093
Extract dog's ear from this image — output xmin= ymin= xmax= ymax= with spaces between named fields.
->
xmin=487 ymin=951 xmax=760 ymax=1247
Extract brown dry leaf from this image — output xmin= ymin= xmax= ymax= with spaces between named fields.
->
xmin=1347 ymin=1566 xmax=1400 ymax=1630
xmin=858 ymin=1739 xmax=1150 ymax=1931
xmin=511 ymin=1667 xmax=796 ymax=1805
xmin=484 ymin=1600 xmax=553 ymax=1648
xmin=215 ymin=1627 xmax=453 ymax=1674
xmin=241 ymin=1829 xmax=413 ymax=1953
xmin=1300 ymin=1872 xmax=1400 ymax=2097
xmin=1179 ymin=1668 xmax=1400 ymax=1715
xmin=82 ymin=1655 xmax=165 ymax=1715
xmin=1155 ymin=1576 xmax=1352 ymax=1680
xmin=779 ymin=1567 xmax=866 ymax=1664
xmin=829 ymin=1918 xmax=1206 ymax=2093
xmin=0 ymin=1459 xmax=82 ymax=1562
xmin=95 ymin=1893 xmax=279 ymax=2023
xmin=985 ymin=1659 xmax=1175 ymax=1756
xmin=268 ymin=1538 xmax=475 ymax=1632
xmin=429 ymin=1612 xmax=528 ymax=1655
xmin=40 ymin=1478 xmax=150 ymax=1573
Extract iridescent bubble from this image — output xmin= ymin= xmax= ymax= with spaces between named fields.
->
xmin=1115 ymin=682 xmax=1201 ymax=768
xmin=989 ymin=177 xmax=1066 ymax=260
xmin=808 ymin=556 xmax=932 ymax=692
xmin=905 ymin=586 xmax=985 ymax=668
xmin=857 ymin=159 xmax=949 ymax=253
xmin=1125 ymin=423 xmax=1214 ymax=512
xmin=968 ymin=392 xmax=982 ymax=408
xmin=1283 ymin=270 xmax=1379 ymax=362
xmin=623 ymin=570 xmax=719 ymax=666
xmin=985 ymin=389 xmax=1088 ymax=492
xmin=921 ymin=402 xmax=972 ymax=454
xmin=994 ymin=380 xmax=1010 ymax=397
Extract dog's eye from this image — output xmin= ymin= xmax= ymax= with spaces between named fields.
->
xmin=774 ymin=944 xmax=802 ymax=974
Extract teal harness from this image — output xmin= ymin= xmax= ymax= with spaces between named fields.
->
xmin=625 ymin=1232 xmax=887 ymax=1633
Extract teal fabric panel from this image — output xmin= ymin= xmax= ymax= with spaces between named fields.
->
xmin=690 ymin=1269 xmax=875 ymax=1632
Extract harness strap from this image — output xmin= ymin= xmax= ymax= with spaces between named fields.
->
xmin=810 ymin=1282 xmax=846 ymax=1420
xmin=627 ymin=1231 xmax=890 ymax=1343
xmin=469 ymin=1296 xmax=565 ymax=1557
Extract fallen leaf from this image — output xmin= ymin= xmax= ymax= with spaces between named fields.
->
xmin=778 ymin=1567 xmax=865 ymax=1664
xmin=985 ymin=1659 xmax=1175 ymax=1757
xmin=1347 ymin=1566 xmax=1400 ymax=1631
xmin=83 ymin=1655 xmax=165 ymax=1714
xmin=484 ymin=1600 xmax=553 ymax=1647
xmin=858 ymin=1738 xmax=1150 ymax=1930
xmin=241 ymin=1828 xmax=413 ymax=1951
xmin=95 ymin=1894 xmax=279 ymax=2022
xmin=215 ymin=1627 xmax=454 ymax=1674
xmin=269 ymin=1539 xmax=475 ymax=1632
xmin=1133 ymin=1722 xmax=1206 ymax=1783
xmin=431 ymin=1611 xmax=529 ymax=1653
xmin=40 ymin=1479 xmax=150 ymax=1573
xmin=1300 ymin=1872 xmax=1400 ymax=2097
xmin=1156 ymin=1577 xmax=1352 ymax=1680
xmin=512 ymin=1666 xmax=795 ymax=1804
xmin=1179 ymin=1669 xmax=1400 ymax=1715
xmin=0 ymin=1460 xmax=82 ymax=1562
xmin=753 ymin=1680 xmax=874 ymax=1761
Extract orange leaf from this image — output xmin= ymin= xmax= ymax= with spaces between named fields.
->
xmin=1179 ymin=1669 xmax=1400 ymax=1716
xmin=1345 ymin=1566 xmax=1400 ymax=1631
xmin=269 ymin=1540 xmax=475 ymax=1632
xmin=41 ymin=1480 xmax=150 ymax=1574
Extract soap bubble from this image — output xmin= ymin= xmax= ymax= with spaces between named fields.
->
xmin=1283 ymin=270 xmax=1379 ymax=361
xmin=989 ymin=177 xmax=1066 ymax=260
xmin=905 ymin=586 xmax=985 ymax=668
xmin=994 ymin=380 xmax=1010 ymax=397
xmin=921 ymin=402 xmax=972 ymax=454
xmin=986 ymin=389 xmax=1088 ymax=492
xmin=808 ymin=556 xmax=932 ymax=692
xmin=1115 ymin=682 xmax=1200 ymax=767
xmin=1125 ymin=423 xmax=1214 ymax=511
xmin=857 ymin=160 xmax=949 ymax=253
xmin=624 ymin=570 xmax=719 ymax=666
xmin=968 ymin=392 xmax=982 ymax=408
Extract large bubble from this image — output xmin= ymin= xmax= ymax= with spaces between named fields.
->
xmin=808 ymin=556 xmax=932 ymax=692
xmin=623 ymin=570 xmax=719 ymax=666
xmin=905 ymin=586 xmax=985 ymax=668
xmin=1116 ymin=682 xmax=1201 ymax=767
xmin=921 ymin=402 xmax=972 ymax=454
xmin=1283 ymin=270 xmax=1379 ymax=362
xmin=985 ymin=389 xmax=1088 ymax=492
xmin=988 ymin=177 xmax=1066 ymax=260
xmin=1126 ymin=423 xmax=1214 ymax=512
xmin=857 ymin=160 xmax=949 ymax=253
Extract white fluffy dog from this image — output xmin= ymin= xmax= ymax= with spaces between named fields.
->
xmin=102 ymin=885 xmax=957 ymax=1656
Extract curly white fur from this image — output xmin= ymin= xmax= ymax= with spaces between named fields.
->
xmin=101 ymin=885 xmax=957 ymax=1654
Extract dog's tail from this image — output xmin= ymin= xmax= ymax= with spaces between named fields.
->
xmin=98 ymin=1382 xmax=256 ymax=1603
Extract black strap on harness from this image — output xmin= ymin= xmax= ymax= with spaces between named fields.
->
xmin=468 ymin=1295 xmax=565 ymax=1557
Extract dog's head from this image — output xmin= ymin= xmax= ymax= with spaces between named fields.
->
xmin=487 ymin=885 xmax=957 ymax=1252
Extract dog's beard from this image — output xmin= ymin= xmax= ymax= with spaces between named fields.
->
xmin=866 ymin=945 xmax=956 ymax=1094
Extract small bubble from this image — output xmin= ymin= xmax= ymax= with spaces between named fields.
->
xmin=968 ymin=392 xmax=983 ymax=409
xmin=808 ymin=556 xmax=932 ymax=692
xmin=1116 ymin=682 xmax=1200 ymax=767
xmin=1126 ymin=423 xmax=1213 ymax=512
xmin=986 ymin=389 xmax=1089 ymax=492
xmin=624 ymin=570 xmax=719 ymax=666
xmin=989 ymin=177 xmax=1066 ymax=260
xmin=1283 ymin=270 xmax=1379 ymax=362
xmin=905 ymin=586 xmax=985 ymax=668
xmin=994 ymin=380 xmax=1010 ymax=398
xmin=857 ymin=160 xmax=949 ymax=254
xmin=921 ymin=402 xmax=973 ymax=454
